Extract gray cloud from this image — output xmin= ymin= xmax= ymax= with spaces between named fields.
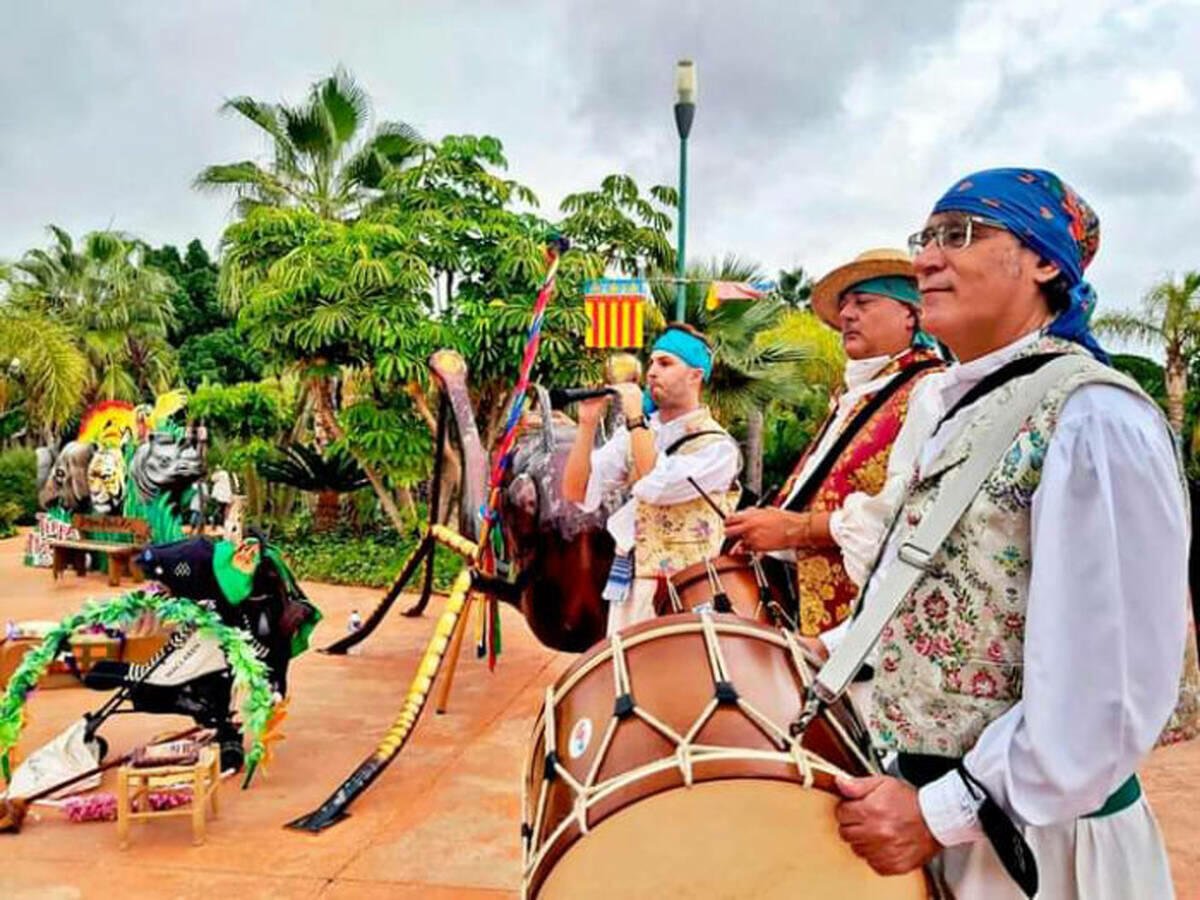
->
xmin=1 ymin=0 xmax=1198 ymax=320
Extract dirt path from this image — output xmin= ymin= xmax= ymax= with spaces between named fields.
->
xmin=0 ymin=532 xmax=1196 ymax=898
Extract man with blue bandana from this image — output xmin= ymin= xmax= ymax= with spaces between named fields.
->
xmin=828 ymin=168 xmax=1196 ymax=898
xmin=562 ymin=323 xmax=741 ymax=635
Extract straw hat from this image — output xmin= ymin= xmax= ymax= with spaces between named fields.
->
xmin=810 ymin=248 xmax=915 ymax=330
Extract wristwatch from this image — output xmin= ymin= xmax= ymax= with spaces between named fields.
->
xmin=626 ymin=416 xmax=648 ymax=431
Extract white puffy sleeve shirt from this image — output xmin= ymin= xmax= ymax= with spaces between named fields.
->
xmin=577 ymin=408 xmax=742 ymax=554
xmin=920 ymin=384 xmax=1190 ymax=843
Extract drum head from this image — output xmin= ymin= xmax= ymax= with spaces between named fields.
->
xmin=535 ymin=779 xmax=926 ymax=899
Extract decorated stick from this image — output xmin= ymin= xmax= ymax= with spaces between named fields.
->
xmin=285 ymin=562 xmax=477 ymax=832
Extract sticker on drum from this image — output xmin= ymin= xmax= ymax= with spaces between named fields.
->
xmin=568 ymin=717 xmax=593 ymax=759
xmin=692 ymin=602 xmax=713 ymax=614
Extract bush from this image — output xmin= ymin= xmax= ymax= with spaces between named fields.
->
xmin=278 ymin=524 xmax=461 ymax=590
xmin=0 ymin=448 xmax=38 ymax=526
xmin=0 ymin=501 xmax=20 ymax=538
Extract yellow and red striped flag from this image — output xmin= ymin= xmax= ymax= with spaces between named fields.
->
xmin=583 ymin=279 xmax=647 ymax=349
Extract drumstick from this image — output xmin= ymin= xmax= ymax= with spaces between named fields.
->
xmin=687 ymin=477 xmax=728 ymax=520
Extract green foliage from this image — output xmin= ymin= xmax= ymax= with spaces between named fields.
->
xmin=1110 ymin=354 xmax=1166 ymax=406
xmin=337 ymin=394 xmax=433 ymax=486
xmin=188 ymin=379 xmax=294 ymax=440
xmin=278 ymin=524 xmax=460 ymax=590
xmin=4 ymin=226 xmax=178 ymax=405
xmin=146 ymin=240 xmax=224 ymax=341
xmin=195 ymin=66 xmax=424 ymax=221
xmin=259 ymin=444 xmax=368 ymax=492
xmin=761 ymin=395 xmax=831 ymax=494
xmin=145 ymin=240 xmax=264 ymax=389
xmin=0 ymin=310 xmax=89 ymax=432
xmin=0 ymin=503 xmax=20 ymax=538
xmin=177 ymin=327 xmax=266 ymax=389
xmin=0 ymin=448 xmax=38 ymax=525
xmin=558 ymin=174 xmax=677 ymax=274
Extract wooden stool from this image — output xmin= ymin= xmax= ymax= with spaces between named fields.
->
xmin=116 ymin=746 xmax=219 ymax=848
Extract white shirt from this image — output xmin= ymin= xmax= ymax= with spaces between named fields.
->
xmin=828 ymin=331 xmax=1190 ymax=844
xmin=578 ymin=406 xmax=742 ymax=553
xmin=775 ymin=351 xmax=913 ymax=564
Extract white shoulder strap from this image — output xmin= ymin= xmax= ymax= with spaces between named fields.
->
xmin=813 ymin=354 xmax=1095 ymax=703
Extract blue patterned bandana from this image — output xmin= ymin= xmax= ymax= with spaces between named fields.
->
xmin=933 ymin=167 xmax=1108 ymax=363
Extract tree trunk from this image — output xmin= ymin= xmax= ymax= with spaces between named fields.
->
xmin=1166 ymin=353 xmax=1187 ymax=434
xmin=745 ymin=408 xmax=764 ymax=496
xmin=309 ymin=375 xmax=408 ymax=534
xmin=314 ymin=490 xmax=340 ymax=533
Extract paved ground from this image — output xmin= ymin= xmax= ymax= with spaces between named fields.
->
xmin=0 ymin=531 xmax=1196 ymax=898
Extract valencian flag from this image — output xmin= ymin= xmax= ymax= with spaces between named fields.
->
xmin=583 ymin=278 xmax=648 ymax=348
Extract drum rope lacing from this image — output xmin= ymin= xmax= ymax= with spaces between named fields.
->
xmin=522 ymin=616 xmax=864 ymax=883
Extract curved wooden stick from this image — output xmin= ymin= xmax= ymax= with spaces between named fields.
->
xmin=285 ymin=558 xmax=477 ymax=833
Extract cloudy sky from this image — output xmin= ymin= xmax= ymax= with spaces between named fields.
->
xmin=3 ymin=0 xmax=1198 ymax=322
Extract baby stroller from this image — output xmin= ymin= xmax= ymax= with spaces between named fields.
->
xmin=78 ymin=530 xmax=320 ymax=773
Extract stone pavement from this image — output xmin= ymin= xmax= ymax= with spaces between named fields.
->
xmin=0 ymin=532 xmax=1196 ymax=898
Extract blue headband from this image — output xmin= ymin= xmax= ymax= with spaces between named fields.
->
xmin=652 ymin=328 xmax=713 ymax=381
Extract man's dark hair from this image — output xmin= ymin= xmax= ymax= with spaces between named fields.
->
xmin=662 ymin=321 xmax=712 ymax=348
xmin=1039 ymin=272 xmax=1072 ymax=314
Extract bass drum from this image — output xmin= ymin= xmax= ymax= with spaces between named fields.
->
xmin=521 ymin=614 xmax=927 ymax=899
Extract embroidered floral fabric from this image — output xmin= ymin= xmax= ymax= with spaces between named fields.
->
xmin=777 ymin=349 xmax=942 ymax=636
xmin=870 ymin=336 xmax=1200 ymax=754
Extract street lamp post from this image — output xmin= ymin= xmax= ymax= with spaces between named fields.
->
xmin=673 ymin=60 xmax=696 ymax=322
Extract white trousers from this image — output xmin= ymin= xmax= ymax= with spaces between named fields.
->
xmin=929 ymin=796 xmax=1174 ymax=899
xmin=607 ymin=578 xmax=659 ymax=636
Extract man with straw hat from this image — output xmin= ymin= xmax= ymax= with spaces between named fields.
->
xmin=825 ymin=168 xmax=1196 ymax=898
xmin=725 ymin=249 xmax=943 ymax=638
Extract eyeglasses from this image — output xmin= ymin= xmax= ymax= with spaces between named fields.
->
xmin=907 ymin=215 xmax=1007 ymax=258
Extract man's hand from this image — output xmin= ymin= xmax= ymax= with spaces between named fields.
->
xmin=576 ymin=394 xmax=611 ymax=427
xmin=834 ymin=775 xmax=941 ymax=876
xmin=724 ymin=508 xmax=804 ymax=552
xmin=611 ymin=382 xmax=644 ymax=421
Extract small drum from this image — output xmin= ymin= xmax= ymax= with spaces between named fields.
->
xmin=521 ymin=614 xmax=926 ymax=899
xmin=655 ymin=555 xmax=794 ymax=628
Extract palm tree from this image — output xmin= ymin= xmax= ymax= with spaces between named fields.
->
xmin=195 ymin=66 xmax=424 ymax=223
xmin=259 ymin=444 xmax=369 ymax=532
xmin=5 ymin=227 xmax=177 ymax=406
xmin=1094 ymin=271 xmax=1200 ymax=433
xmin=200 ymin=69 xmax=427 ymax=534
xmin=777 ymin=265 xmax=814 ymax=309
xmin=649 ymin=255 xmax=830 ymax=493
xmin=0 ymin=309 xmax=90 ymax=442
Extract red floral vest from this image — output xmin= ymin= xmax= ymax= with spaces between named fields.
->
xmin=777 ymin=349 xmax=943 ymax=636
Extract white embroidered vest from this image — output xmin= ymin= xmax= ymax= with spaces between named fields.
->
xmin=868 ymin=337 xmax=1179 ymax=755
xmin=632 ymin=410 xmax=739 ymax=578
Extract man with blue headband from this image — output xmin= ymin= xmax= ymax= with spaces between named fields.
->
xmin=827 ymin=169 xmax=1195 ymax=899
xmin=725 ymin=248 xmax=943 ymax=639
xmin=562 ymin=323 xmax=741 ymax=634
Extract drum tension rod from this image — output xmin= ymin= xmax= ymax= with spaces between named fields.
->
xmin=544 ymin=751 xmax=559 ymax=781
xmin=613 ymin=693 xmax=636 ymax=719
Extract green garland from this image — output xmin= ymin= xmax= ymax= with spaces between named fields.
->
xmin=0 ymin=589 xmax=275 ymax=786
